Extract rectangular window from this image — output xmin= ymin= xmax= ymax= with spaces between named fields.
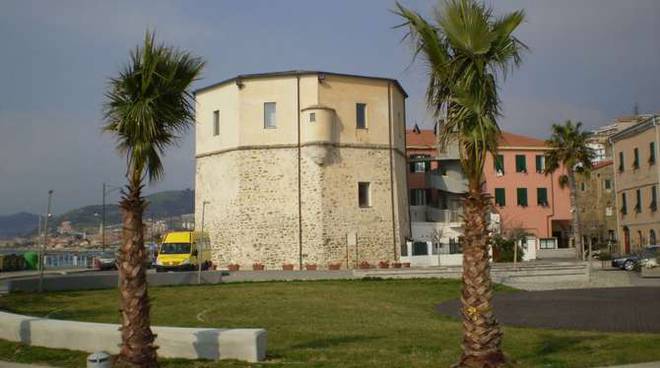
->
xmin=535 ymin=155 xmax=545 ymax=173
xmin=309 ymin=112 xmax=316 ymax=122
xmin=517 ymin=187 xmax=528 ymax=207
xmin=650 ymin=142 xmax=656 ymax=165
xmin=356 ymin=103 xmax=367 ymax=129
xmin=410 ymin=189 xmax=427 ymax=206
xmin=633 ymin=148 xmax=640 ymax=169
xmin=495 ymin=188 xmax=506 ymax=207
xmin=539 ymin=238 xmax=557 ymax=249
xmin=409 ymin=154 xmax=429 ymax=173
xmin=605 ymin=207 xmax=613 ymax=216
xmin=264 ymin=102 xmax=277 ymax=129
xmin=494 ymin=154 xmax=505 ymax=175
xmin=604 ymin=179 xmax=612 ymax=191
xmin=619 ymin=152 xmax=625 ymax=172
xmin=358 ymin=182 xmax=371 ymax=208
xmin=515 ymin=155 xmax=527 ymax=173
xmin=636 ymin=189 xmax=642 ymax=213
xmin=580 ymin=182 xmax=586 ymax=191
xmin=537 ymin=187 xmax=548 ymax=206
xmin=412 ymin=242 xmax=428 ymax=256
xmin=621 ymin=192 xmax=627 ymax=215
xmin=212 ymin=110 xmax=219 ymax=136
xmin=652 ymin=186 xmax=657 ymax=212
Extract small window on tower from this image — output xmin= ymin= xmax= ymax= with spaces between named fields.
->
xmin=309 ymin=112 xmax=316 ymax=122
xmin=358 ymin=182 xmax=371 ymax=208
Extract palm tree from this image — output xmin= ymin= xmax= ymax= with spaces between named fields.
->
xmin=544 ymin=120 xmax=595 ymax=260
xmin=103 ymin=31 xmax=204 ymax=367
xmin=396 ymin=1 xmax=526 ymax=366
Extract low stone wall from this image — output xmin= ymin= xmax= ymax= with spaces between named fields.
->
xmin=2 ymin=271 xmax=223 ymax=293
xmin=0 ymin=311 xmax=266 ymax=362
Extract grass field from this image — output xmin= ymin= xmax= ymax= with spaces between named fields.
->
xmin=0 ymin=279 xmax=659 ymax=367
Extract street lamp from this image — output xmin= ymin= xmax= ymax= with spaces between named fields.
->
xmin=101 ymin=183 xmax=122 ymax=250
xmin=198 ymin=200 xmax=210 ymax=284
xmin=39 ymin=190 xmax=53 ymax=293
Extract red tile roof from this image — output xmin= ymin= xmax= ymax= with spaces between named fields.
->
xmin=498 ymin=131 xmax=546 ymax=148
xmin=593 ymin=160 xmax=613 ymax=170
xmin=406 ymin=129 xmax=436 ymax=147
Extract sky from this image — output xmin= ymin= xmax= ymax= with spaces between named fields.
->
xmin=1 ymin=0 xmax=659 ymax=215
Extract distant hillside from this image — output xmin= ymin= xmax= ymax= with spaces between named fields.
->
xmin=0 ymin=212 xmax=40 ymax=238
xmin=0 ymin=189 xmax=194 ymax=237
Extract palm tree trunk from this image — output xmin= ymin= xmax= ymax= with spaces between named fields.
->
xmin=117 ymin=174 xmax=158 ymax=367
xmin=456 ymin=185 xmax=505 ymax=368
xmin=568 ymin=173 xmax=583 ymax=260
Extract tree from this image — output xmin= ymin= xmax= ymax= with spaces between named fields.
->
xmin=103 ymin=31 xmax=204 ymax=367
xmin=544 ymin=120 xmax=595 ymax=260
xmin=396 ymin=1 xmax=526 ymax=366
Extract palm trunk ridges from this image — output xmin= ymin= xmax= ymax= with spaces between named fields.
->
xmin=116 ymin=181 xmax=158 ymax=367
xmin=456 ymin=189 xmax=505 ymax=368
xmin=568 ymin=173 xmax=583 ymax=260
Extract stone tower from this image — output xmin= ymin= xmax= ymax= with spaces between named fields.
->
xmin=194 ymin=71 xmax=410 ymax=270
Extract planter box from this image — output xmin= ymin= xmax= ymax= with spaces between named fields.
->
xmin=305 ymin=264 xmax=318 ymax=271
xmin=641 ymin=267 xmax=660 ymax=278
xmin=358 ymin=262 xmax=371 ymax=270
xmin=402 ymin=262 xmax=411 ymax=268
xmin=378 ymin=262 xmax=390 ymax=269
xmin=328 ymin=263 xmax=341 ymax=270
xmin=252 ymin=264 xmax=265 ymax=271
xmin=392 ymin=262 xmax=402 ymax=269
xmin=282 ymin=264 xmax=294 ymax=271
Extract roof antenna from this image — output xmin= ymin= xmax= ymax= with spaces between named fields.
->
xmin=634 ymin=102 xmax=639 ymax=116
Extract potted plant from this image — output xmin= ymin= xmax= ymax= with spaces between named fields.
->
xmin=328 ymin=263 xmax=341 ymax=270
xmin=282 ymin=263 xmax=294 ymax=271
xmin=305 ymin=263 xmax=318 ymax=271
xmin=227 ymin=263 xmax=240 ymax=272
xmin=392 ymin=262 xmax=402 ymax=269
xmin=402 ymin=262 xmax=411 ymax=268
xmin=252 ymin=263 xmax=265 ymax=271
xmin=358 ymin=261 xmax=371 ymax=269
xmin=378 ymin=261 xmax=390 ymax=269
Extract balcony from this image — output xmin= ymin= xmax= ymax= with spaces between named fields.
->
xmin=410 ymin=205 xmax=463 ymax=224
xmin=427 ymin=171 xmax=468 ymax=194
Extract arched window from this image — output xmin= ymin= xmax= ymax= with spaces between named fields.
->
xmin=650 ymin=230 xmax=656 ymax=246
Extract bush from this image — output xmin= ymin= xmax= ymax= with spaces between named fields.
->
xmin=491 ymin=235 xmax=523 ymax=262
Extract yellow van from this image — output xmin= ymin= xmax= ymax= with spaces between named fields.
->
xmin=155 ymin=231 xmax=212 ymax=272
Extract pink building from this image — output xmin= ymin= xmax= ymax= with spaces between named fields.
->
xmin=484 ymin=132 xmax=572 ymax=250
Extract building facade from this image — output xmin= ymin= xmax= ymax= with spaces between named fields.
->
xmin=575 ymin=161 xmax=617 ymax=252
xmin=194 ymin=71 xmax=410 ymax=269
xmin=610 ymin=115 xmax=660 ymax=254
xmin=483 ymin=132 xmax=572 ymax=253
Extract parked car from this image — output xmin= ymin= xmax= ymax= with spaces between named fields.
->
xmin=611 ymin=246 xmax=660 ymax=271
xmin=94 ymin=251 xmax=117 ymax=270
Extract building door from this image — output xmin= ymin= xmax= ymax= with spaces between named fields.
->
xmin=623 ymin=227 xmax=630 ymax=254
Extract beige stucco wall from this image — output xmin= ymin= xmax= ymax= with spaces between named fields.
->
xmin=195 ymin=72 xmax=409 ymax=269
xmin=613 ymin=124 xmax=660 ymax=252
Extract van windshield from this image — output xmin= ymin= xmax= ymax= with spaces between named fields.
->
xmin=160 ymin=243 xmax=191 ymax=255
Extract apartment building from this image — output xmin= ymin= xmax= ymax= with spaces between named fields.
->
xmin=194 ymin=71 xmax=410 ymax=270
xmin=610 ymin=115 xmax=660 ymax=254
xmin=484 ymin=132 xmax=572 ymax=256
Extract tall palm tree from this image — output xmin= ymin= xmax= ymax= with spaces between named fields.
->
xmin=103 ymin=31 xmax=204 ymax=367
xmin=396 ymin=1 xmax=526 ymax=366
xmin=544 ymin=120 xmax=594 ymax=260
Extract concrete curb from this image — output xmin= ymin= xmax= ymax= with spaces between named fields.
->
xmin=0 ymin=311 xmax=266 ymax=362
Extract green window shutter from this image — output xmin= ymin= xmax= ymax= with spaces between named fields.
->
xmin=619 ymin=152 xmax=625 ymax=172
xmin=495 ymin=188 xmax=506 ymax=206
xmin=517 ymin=188 xmax=528 ymax=207
xmin=535 ymin=155 xmax=544 ymax=173
xmin=634 ymin=148 xmax=640 ymax=169
xmin=515 ymin=155 xmax=527 ymax=173
xmin=650 ymin=142 xmax=656 ymax=164
xmin=621 ymin=193 xmax=627 ymax=214
xmin=494 ymin=155 xmax=504 ymax=174
xmin=537 ymin=187 xmax=548 ymax=206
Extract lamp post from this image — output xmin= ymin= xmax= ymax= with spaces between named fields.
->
xmin=101 ymin=183 xmax=121 ymax=250
xmin=39 ymin=190 xmax=53 ymax=293
xmin=198 ymin=200 xmax=210 ymax=284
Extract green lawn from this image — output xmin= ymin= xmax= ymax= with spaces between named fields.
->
xmin=0 ymin=279 xmax=659 ymax=367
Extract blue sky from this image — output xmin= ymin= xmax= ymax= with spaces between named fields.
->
xmin=1 ymin=0 xmax=659 ymax=215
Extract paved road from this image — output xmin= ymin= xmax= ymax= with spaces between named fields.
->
xmin=437 ymin=287 xmax=660 ymax=333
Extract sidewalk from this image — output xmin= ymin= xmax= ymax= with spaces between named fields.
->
xmin=0 ymin=362 xmax=52 ymax=368
xmin=0 ymin=268 xmax=92 ymax=281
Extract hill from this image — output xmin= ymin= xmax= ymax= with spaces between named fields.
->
xmin=0 ymin=212 xmax=41 ymax=238
xmin=0 ymin=189 xmax=194 ymax=238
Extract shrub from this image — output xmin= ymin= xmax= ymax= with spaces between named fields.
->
xmin=491 ymin=235 xmax=524 ymax=262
